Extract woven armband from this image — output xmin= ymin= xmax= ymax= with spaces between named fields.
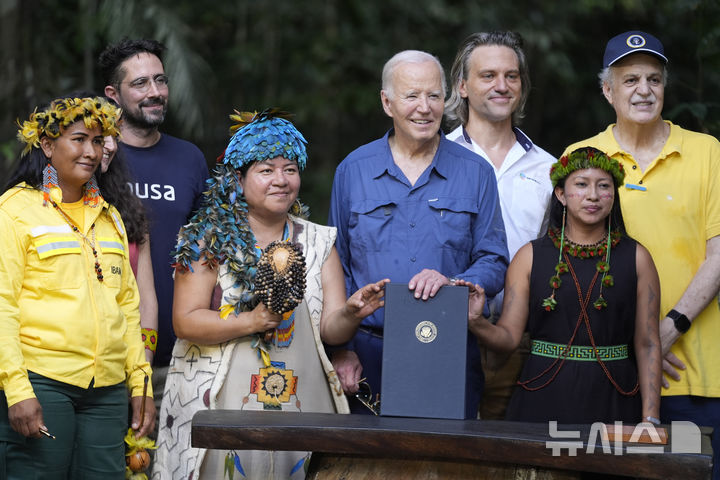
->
xmin=141 ymin=328 xmax=158 ymax=353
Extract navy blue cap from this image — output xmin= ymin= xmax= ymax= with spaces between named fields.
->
xmin=603 ymin=31 xmax=667 ymax=68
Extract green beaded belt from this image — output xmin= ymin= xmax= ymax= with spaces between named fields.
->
xmin=530 ymin=340 xmax=629 ymax=361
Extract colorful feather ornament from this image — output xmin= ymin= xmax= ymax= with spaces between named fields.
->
xmin=290 ymin=454 xmax=310 ymax=476
xmin=16 ymin=96 xmax=121 ymax=157
xmin=124 ymin=428 xmax=157 ymax=480
xmin=224 ymin=451 xmax=246 ymax=479
xmin=172 ymin=109 xmax=310 ymax=319
xmin=223 ymin=108 xmax=307 ymax=171
xmin=40 ymin=163 xmax=103 ymax=207
xmin=41 ymin=162 xmax=62 ymax=206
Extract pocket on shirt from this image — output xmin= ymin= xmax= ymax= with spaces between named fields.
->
xmin=30 ymin=237 xmax=83 ymax=289
xmin=349 ymin=199 xmax=396 ymax=252
xmin=98 ymin=236 xmax=127 ymax=289
xmin=427 ymin=197 xmax=476 ymax=251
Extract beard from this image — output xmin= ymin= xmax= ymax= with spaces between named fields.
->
xmin=121 ymin=97 xmax=168 ymax=129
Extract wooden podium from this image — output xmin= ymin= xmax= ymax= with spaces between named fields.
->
xmin=191 ymin=410 xmax=713 ymax=479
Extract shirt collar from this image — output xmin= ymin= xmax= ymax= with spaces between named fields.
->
xmin=660 ymin=121 xmax=682 ymax=158
xmin=597 ymin=120 xmax=681 ymax=160
xmin=461 ymin=125 xmax=532 ymax=153
xmin=372 ymin=129 xmax=447 ymax=179
xmin=461 ymin=126 xmax=473 ymax=145
xmin=432 ymin=132 xmax=451 ymax=179
xmin=595 ymin=124 xmax=625 ymax=157
xmin=367 ymin=130 xmax=396 ymax=179
xmin=512 ymin=127 xmax=533 ymax=152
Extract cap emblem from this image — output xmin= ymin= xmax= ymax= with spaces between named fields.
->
xmin=626 ymin=34 xmax=646 ymax=48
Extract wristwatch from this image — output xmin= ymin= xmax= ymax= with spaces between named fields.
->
xmin=667 ymin=309 xmax=691 ymax=334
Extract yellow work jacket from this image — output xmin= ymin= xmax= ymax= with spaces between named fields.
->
xmin=0 ymin=184 xmax=152 ymax=407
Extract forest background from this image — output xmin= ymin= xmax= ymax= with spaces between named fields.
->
xmin=1 ymin=0 xmax=719 ymax=223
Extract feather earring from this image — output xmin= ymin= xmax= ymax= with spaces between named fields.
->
xmin=83 ymin=175 xmax=102 ymax=207
xmin=41 ymin=162 xmax=61 ymax=206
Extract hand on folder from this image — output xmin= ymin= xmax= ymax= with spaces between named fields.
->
xmin=408 ymin=269 xmax=451 ymax=300
xmin=452 ymin=279 xmax=488 ymax=333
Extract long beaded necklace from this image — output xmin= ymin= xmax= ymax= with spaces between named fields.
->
xmin=51 ymin=200 xmax=104 ymax=282
xmin=518 ymin=253 xmax=639 ymax=396
xmin=542 ymin=223 xmax=620 ymax=311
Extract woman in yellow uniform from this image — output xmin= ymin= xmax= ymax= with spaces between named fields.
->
xmin=0 ymin=96 xmax=155 ymax=479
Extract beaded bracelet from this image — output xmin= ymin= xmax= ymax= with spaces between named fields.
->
xmin=141 ymin=328 xmax=158 ymax=353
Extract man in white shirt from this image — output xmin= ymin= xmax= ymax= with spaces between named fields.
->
xmin=445 ymin=31 xmax=555 ymax=419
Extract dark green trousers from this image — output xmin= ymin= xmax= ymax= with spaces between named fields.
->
xmin=1 ymin=372 xmax=127 ymax=480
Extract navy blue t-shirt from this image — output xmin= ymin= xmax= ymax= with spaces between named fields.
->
xmin=122 ymin=134 xmax=209 ymax=366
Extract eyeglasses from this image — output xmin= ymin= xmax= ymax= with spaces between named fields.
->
xmin=355 ymin=381 xmax=380 ymax=416
xmin=123 ymin=74 xmax=169 ymax=93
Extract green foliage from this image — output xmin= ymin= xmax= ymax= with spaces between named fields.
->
xmin=1 ymin=0 xmax=719 ymax=221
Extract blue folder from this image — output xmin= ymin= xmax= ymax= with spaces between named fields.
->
xmin=380 ymin=283 xmax=469 ymax=419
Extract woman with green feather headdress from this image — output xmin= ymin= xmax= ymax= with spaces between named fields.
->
xmin=457 ymin=147 xmax=662 ymax=426
xmin=153 ymin=109 xmax=388 ymax=480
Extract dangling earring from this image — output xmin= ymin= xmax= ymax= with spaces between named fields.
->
xmin=543 ymin=206 xmax=569 ymax=311
xmin=41 ymin=162 xmax=60 ymax=206
xmin=290 ymin=198 xmax=310 ymax=219
xmin=560 ymin=205 xmax=567 ymax=249
xmin=83 ymin=175 xmax=102 ymax=207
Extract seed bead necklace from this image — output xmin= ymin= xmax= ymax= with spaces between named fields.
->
xmin=518 ymin=254 xmax=639 ymax=396
xmin=51 ymin=200 xmax=104 ymax=282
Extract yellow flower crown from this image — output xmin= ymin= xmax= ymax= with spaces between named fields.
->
xmin=16 ymin=96 xmax=121 ymax=156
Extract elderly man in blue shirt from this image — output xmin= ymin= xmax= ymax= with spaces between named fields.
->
xmin=328 ymin=50 xmax=509 ymax=417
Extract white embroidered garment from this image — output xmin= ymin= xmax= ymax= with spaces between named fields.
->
xmin=152 ymin=217 xmax=348 ymax=480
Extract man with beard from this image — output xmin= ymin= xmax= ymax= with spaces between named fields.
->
xmin=99 ymin=38 xmax=208 ymax=409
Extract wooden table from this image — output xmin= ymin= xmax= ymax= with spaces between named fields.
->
xmin=192 ymin=410 xmax=713 ymax=479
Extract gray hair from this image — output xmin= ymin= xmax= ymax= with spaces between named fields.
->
xmin=445 ymin=31 xmax=530 ymax=129
xmin=598 ymin=64 xmax=668 ymax=89
xmin=381 ymin=50 xmax=446 ymax=100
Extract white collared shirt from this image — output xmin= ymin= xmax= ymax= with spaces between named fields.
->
xmin=447 ymin=125 xmax=555 ymax=259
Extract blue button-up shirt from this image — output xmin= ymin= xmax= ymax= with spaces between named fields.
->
xmin=329 ymin=130 xmax=509 ymax=329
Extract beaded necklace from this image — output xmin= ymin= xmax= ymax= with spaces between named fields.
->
xmin=51 ymin=200 xmax=104 ymax=282
xmin=542 ymin=225 xmax=620 ymax=311
xmin=549 ymin=227 xmax=620 ymax=260
xmin=253 ymin=222 xmax=295 ymax=348
xmin=519 ymin=254 xmax=639 ymax=395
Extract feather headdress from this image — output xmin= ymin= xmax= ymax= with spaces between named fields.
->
xmin=550 ymin=147 xmax=625 ymax=188
xmin=223 ymin=108 xmax=307 ymax=170
xmin=16 ymin=97 xmax=121 ymax=157
xmin=173 ymin=109 xmax=309 ymax=315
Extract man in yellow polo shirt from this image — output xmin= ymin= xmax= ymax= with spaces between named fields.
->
xmin=565 ymin=31 xmax=720 ymax=480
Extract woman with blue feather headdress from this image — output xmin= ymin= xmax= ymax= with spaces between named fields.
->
xmin=152 ymin=109 xmax=388 ymax=480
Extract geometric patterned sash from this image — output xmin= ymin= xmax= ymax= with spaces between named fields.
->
xmin=531 ymin=339 xmax=629 ymax=361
